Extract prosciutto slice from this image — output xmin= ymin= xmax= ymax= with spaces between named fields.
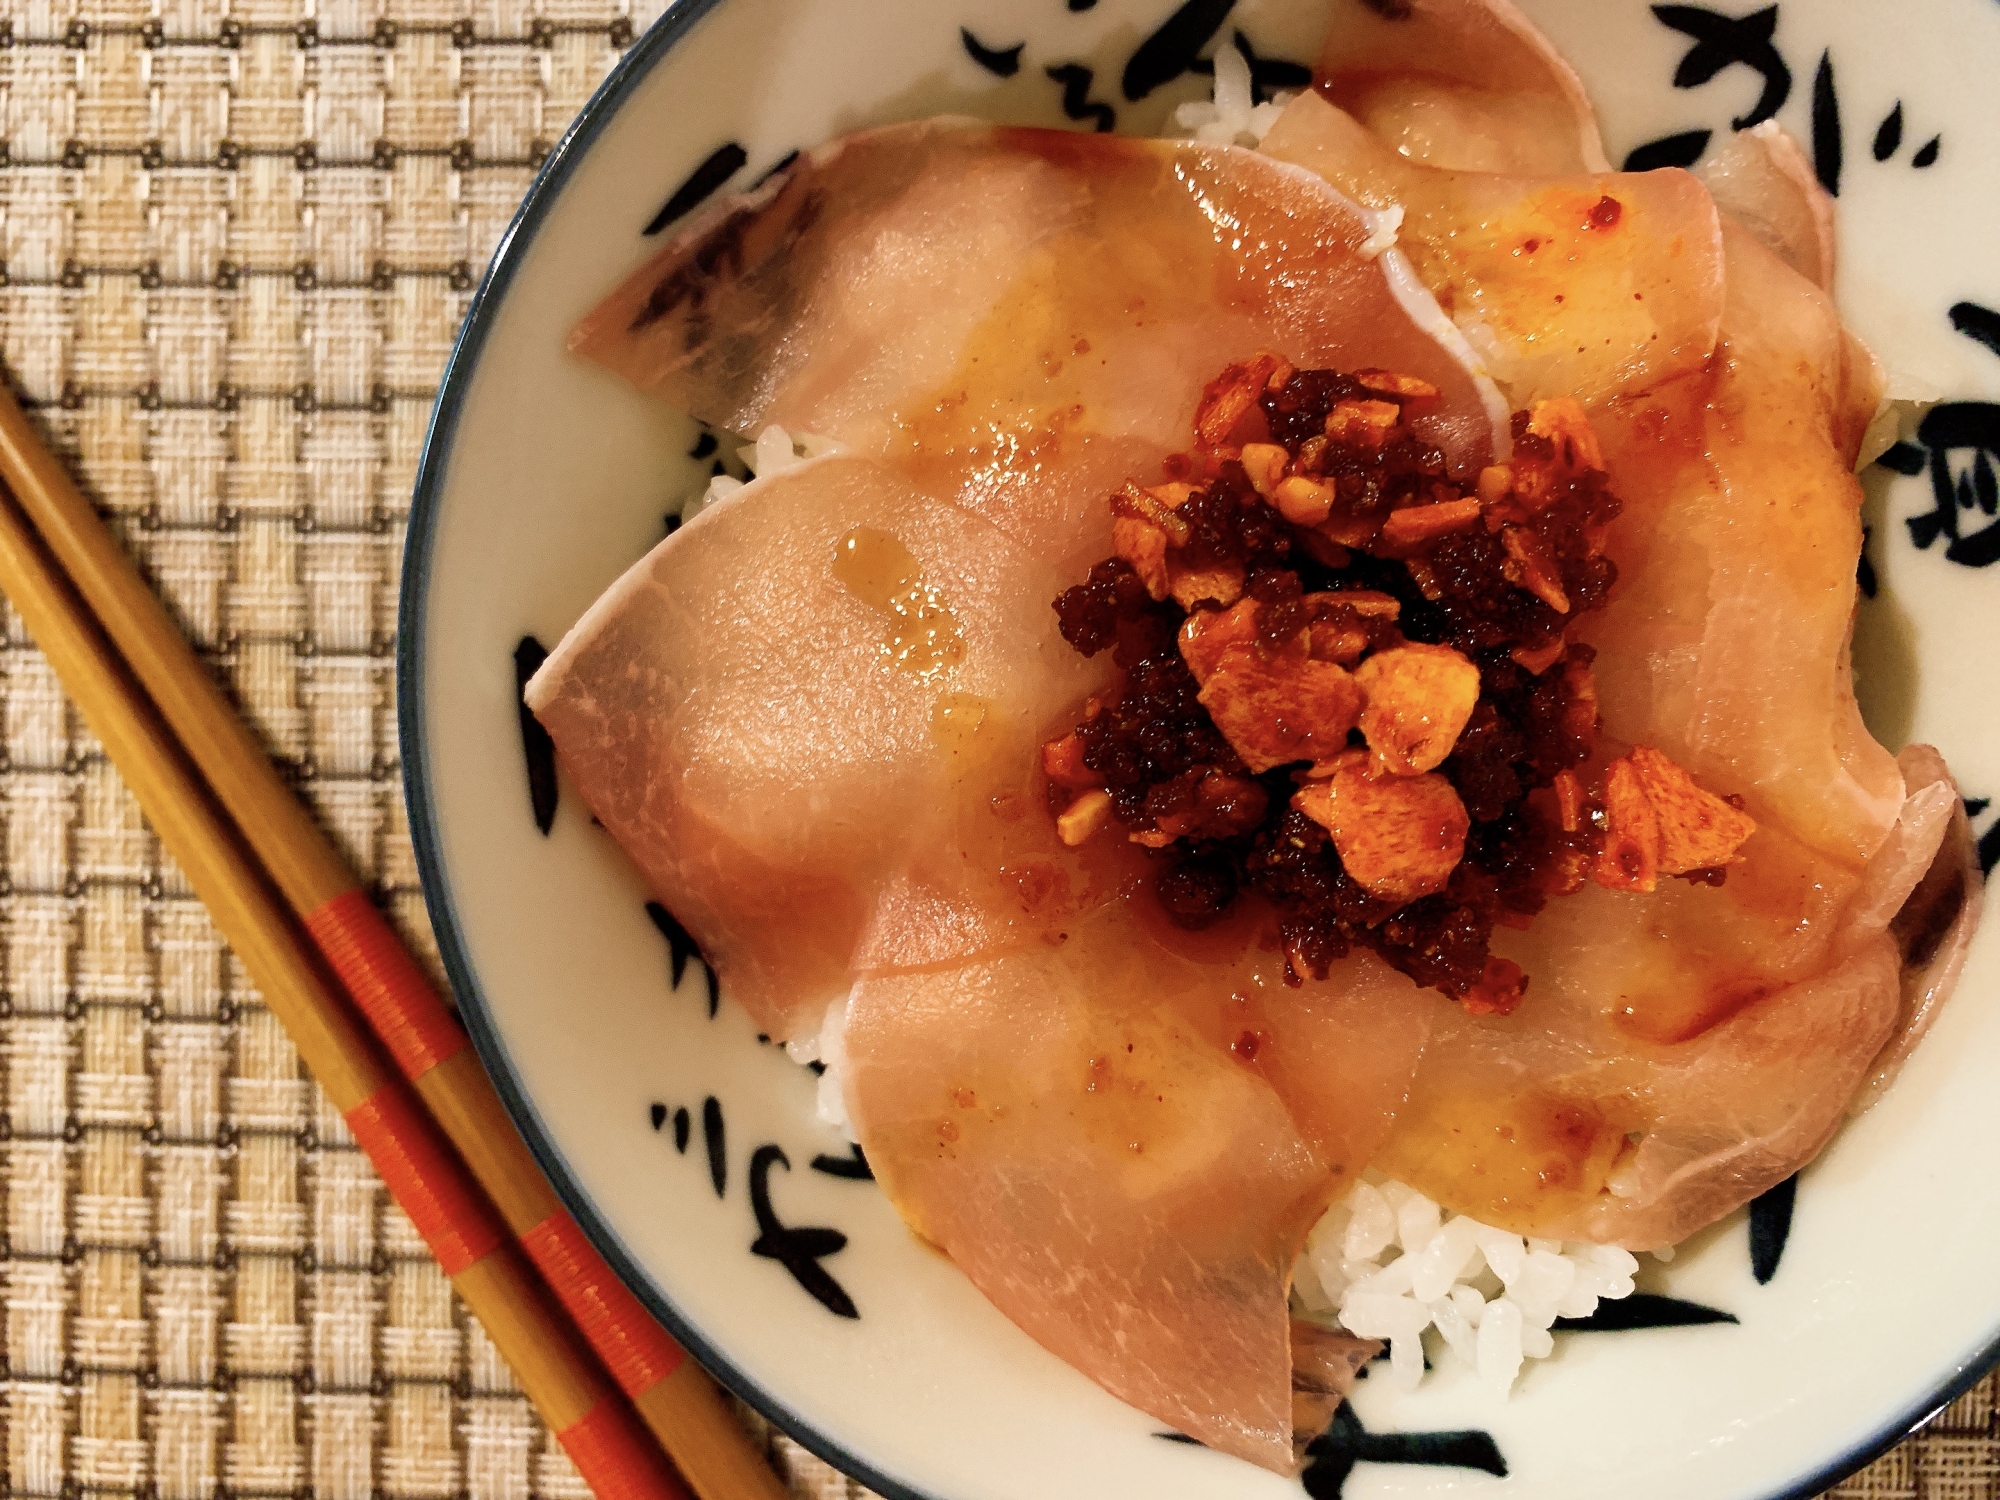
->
xmin=1695 ymin=121 xmax=1838 ymax=292
xmin=1856 ymin=745 xmax=1986 ymax=1109
xmin=1586 ymin=224 xmax=1897 ymax=863
xmin=538 ymin=121 xmax=1504 ymax=1045
xmin=1354 ymin=221 xmax=1950 ymax=1242
xmin=1260 ymin=93 xmax=1725 ymax=408
xmin=525 ymin=454 xmax=1116 ymax=1039
xmin=846 ymin=902 xmax=1430 ymax=1471
xmin=1314 ymin=0 xmax=1611 ymax=175
xmin=572 ymin=119 xmax=1499 ymax=584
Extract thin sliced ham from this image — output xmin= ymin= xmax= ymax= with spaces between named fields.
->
xmin=525 ymin=454 xmax=1116 ymax=1040
xmin=1368 ymin=224 xmax=1940 ymax=1243
xmin=1696 ymin=121 xmax=1838 ymax=292
xmin=1585 ymin=223 xmax=1899 ymax=866
xmin=1314 ymin=0 xmax=1611 ymax=174
xmin=1260 ymin=92 xmax=1724 ymax=408
xmin=540 ymin=122 xmax=1511 ymax=1044
xmin=573 ymin=120 xmax=1500 ymax=583
xmin=844 ymin=897 xmax=1431 ymax=1471
xmin=1374 ymin=759 xmax=1953 ymax=1246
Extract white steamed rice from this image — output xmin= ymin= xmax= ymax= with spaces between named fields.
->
xmin=1292 ymin=1177 xmax=1641 ymax=1394
xmin=1171 ymin=39 xmax=1295 ymax=147
xmin=681 ymin=425 xmax=837 ymax=520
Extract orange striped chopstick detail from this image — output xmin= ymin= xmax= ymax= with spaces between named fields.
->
xmin=0 ymin=383 xmax=787 ymax=1500
xmin=0 ymin=479 xmax=691 ymax=1500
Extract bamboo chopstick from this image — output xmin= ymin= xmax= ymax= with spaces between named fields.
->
xmin=0 ymin=477 xmax=690 ymax=1500
xmin=0 ymin=384 xmax=786 ymax=1500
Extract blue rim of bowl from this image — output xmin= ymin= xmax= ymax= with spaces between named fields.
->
xmin=395 ymin=6 xmax=2000 ymax=1497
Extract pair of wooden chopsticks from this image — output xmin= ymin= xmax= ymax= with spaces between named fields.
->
xmin=0 ymin=381 xmax=790 ymax=1500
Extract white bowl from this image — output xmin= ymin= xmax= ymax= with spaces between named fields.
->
xmin=399 ymin=2 xmax=2000 ymax=1496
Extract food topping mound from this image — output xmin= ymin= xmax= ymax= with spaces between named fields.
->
xmin=1046 ymin=357 xmax=1756 ymax=1013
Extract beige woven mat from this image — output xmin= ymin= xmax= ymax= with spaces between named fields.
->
xmin=0 ymin=0 xmax=1988 ymax=1496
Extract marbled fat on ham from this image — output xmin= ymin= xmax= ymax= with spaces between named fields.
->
xmin=1696 ymin=121 xmax=1839 ymax=292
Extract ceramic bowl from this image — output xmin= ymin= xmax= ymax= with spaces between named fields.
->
xmin=399 ymin=2 xmax=2000 ymax=1496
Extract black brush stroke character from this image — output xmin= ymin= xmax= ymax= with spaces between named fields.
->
xmin=1872 ymin=101 xmax=1903 ymax=161
xmin=1046 ymin=64 xmax=1116 ymax=131
xmin=748 ymin=1145 xmax=858 ymax=1318
xmin=1811 ymin=50 xmax=1840 ymax=194
xmin=673 ymin=1107 xmax=691 ymax=1154
xmin=1555 ymin=1293 xmax=1739 ymax=1332
xmin=1652 ymin=4 xmax=1790 ymax=128
xmin=1889 ymin=305 xmax=2000 ymax=569
xmin=644 ymin=901 xmax=720 ymax=1016
xmin=1913 ymin=135 xmax=1940 ymax=168
xmin=1879 ymin=440 xmax=1926 ymax=477
xmin=959 ymin=27 xmax=1023 ymax=77
xmin=1301 ymin=1405 xmax=1506 ymax=1498
xmin=642 ymin=141 xmax=748 ymax=236
xmin=1949 ymin=301 xmax=2000 ymax=360
xmin=1910 ymin=406 xmax=2000 ymax=567
xmin=1623 ymin=128 xmax=1713 ymax=172
xmin=1121 ymin=0 xmax=1236 ymax=101
xmin=1749 ymin=1173 xmax=1797 ymax=1283
xmin=810 ymin=1144 xmax=873 ymax=1180
xmin=749 ymin=149 xmax=801 ymax=193
xmin=648 ymin=1102 xmax=667 ymax=1131
xmin=513 ymin=636 xmax=558 ymax=835
xmin=1964 ymin=799 xmax=2000 ymax=878
xmin=702 ymin=1096 xmax=726 ymax=1197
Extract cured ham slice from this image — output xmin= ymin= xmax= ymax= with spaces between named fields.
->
xmin=1314 ymin=0 xmax=1611 ymax=175
xmin=1260 ymin=93 xmax=1724 ymax=408
xmin=1366 ymin=225 xmax=1940 ymax=1243
xmin=572 ymin=120 xmax=1500 ymax=581
xmin=1373 ymin=757 xmax=1954 ymax=1247
xmin=844 ymin=896 xmax=1431 ymax=1471
xmin=1585 ymin=223 xmax=1898 ymax=864
xmin=525 ymin=454 xmax=1115 ymax=1039
xmin=1695 ymin=122 xmax=1837 ymax=292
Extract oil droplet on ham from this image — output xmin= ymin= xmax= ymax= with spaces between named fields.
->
xmin=928 ymin=690 xmax=991 ymax=763
xmin=1373 ymin=1085 xmax=1631 ymax=1232
xmin=831 ymin=526 xmax=966 ymax=677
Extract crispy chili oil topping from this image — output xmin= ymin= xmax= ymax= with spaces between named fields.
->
xmin=1045 ymin=357 xmax=1756 ymax=1014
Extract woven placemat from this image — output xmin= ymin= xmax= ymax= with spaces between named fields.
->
xmin=0 ymin=1 xmax=1985 ymax=1496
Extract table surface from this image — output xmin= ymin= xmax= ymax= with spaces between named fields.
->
xmin=0 ymin=1 xmax=1986 ymax=1496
